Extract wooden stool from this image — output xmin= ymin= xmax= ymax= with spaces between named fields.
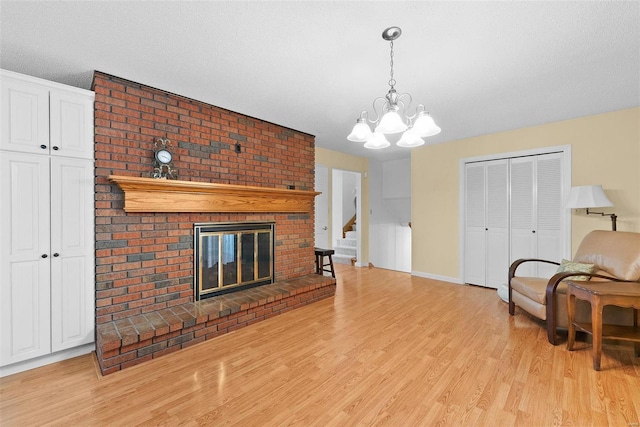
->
xmin=314 ymin=248 xmax=335 ymax=278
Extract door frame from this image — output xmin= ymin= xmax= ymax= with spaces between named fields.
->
xmin=331 ymin=168 xmax=363 ymax=267
xmin=458 ymin=144 xmax=572 ymax=283
xmin=314 ymin=164 xmax=329 ymax=249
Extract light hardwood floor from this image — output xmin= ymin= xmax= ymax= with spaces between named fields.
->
xmin=1 ymin=264 xmax=639 ymax=426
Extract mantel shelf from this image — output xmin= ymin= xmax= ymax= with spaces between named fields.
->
xmin=108 ymin=175 xmax=319 ymax=213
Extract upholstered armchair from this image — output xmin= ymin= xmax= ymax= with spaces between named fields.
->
xmin=508 ymin=230 xmax=640 ymax=345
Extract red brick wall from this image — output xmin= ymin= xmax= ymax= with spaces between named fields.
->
xmin=92 ymin=72 xmax=316 ymax=326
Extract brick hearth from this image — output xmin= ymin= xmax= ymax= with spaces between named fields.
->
xmin=97 ymin=274 xmax=336 ymax=375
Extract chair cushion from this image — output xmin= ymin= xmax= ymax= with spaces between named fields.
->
xmin=555 ymin=259 xmax=594 ymax=281
xmin=510 ymin=277 xmax=548 ymax=304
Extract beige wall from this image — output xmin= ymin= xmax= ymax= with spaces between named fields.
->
xmin=315 ymin=147 xmax=370 ymax=263
xmin=412 ymin=107 xmax=640 ymax=280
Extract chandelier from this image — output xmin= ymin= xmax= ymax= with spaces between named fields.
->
xmin=347 ymin=27 xmax=441 ymax=149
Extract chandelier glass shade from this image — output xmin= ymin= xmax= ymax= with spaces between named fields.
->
xmin=348 ymin=26 xmax=441 ymax=149
xmin=363 ymin=132 xmax=391 ymax=149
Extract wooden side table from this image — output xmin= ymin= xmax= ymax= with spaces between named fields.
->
xmin=566 ymin=280 xmax=640 ymax=370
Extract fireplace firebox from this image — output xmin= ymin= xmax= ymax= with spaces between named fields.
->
xmin=194 ymin=222 xmax=275 ymax=299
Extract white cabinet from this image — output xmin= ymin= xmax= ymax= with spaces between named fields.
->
xmin=0 ymin=70 xmax=94 ymax=372
xmin=1 ymin=71 xmax=93 ymax=159
xmin=464 ymin=160 xmax=509 ymax=288
xmin=464 ymin=152 xmax=565 ymax=288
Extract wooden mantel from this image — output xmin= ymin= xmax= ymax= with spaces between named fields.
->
xmin=108 ymin=175 xmax=319 ymax=213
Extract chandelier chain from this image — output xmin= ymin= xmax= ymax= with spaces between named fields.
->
xmin=388 ymin=40 xmax=396 ymax=88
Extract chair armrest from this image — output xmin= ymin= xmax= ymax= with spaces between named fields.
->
xmin=508 ymin=258 xmax=560 ymax=317
xmin=508 ymin=258 xmax=560 ymax=284
xmin=546 ymin=272 xmax=630 ymax=297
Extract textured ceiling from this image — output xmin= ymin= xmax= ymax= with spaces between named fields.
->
xmin=1 ymin=1 xmax=639 ymax=161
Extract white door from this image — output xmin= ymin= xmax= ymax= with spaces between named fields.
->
xmin=485 ymin=160 xmax=509 ymax=288
xmin=314 ymin=164 xmax=329 ymax=248
xmin=510 ymin=157 xmax=536 ymax=276
xmin=464 ymin=160 xmax=509 ymax=288
xmin=535 ymin=153 xmax=563 ymax=278
xmin=0 ymin=76 xmax=49 ymax=154
xmin=464 ymin=163 xmax=486 ymax=286
xmin=0 ymin=152 xmax=51 ymax=366
xmin=510 ymin=153 xmax=563 ymax=278
xmin=50 ymin=157 xmax=95 ymax=352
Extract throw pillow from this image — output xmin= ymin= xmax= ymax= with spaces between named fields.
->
xmin=555 ymin=259 xmax=595 ymax=281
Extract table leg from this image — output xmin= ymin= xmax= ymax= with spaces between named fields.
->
xmin=634 ymin=308 xmax=639 ymax=357
xmin=591 ymin=296 xmax=603 ymax=370
xmin=567 ymin=291 xmax=576 ymax=351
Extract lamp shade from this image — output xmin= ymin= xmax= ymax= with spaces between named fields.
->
xmin=375 ymin=109 xmax=408 ymax=134
xmin=347 ymin=120 xmax=373 ymax=142
xmin=412 ymin=112 xmax=441 ymax=137
xmin=565 ymin=185 xmax=613 ymax=209
xmin=396 ymin=129 xmax=425 ymax=148
xmin=363 ymin=132 xmax=390 ymax=149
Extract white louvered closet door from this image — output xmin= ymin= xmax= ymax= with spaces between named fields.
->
xmin=510 ymin=153 xmax=563 ymax=278
xmin=464 ymin=160 xmax=509 ymax=288
xmin=535 ymin=153 xmax=563 ymax=277
xmin=510 ymin=158 xmax=536 ymax=276
xmin=485 ymin=160 xmax=509 ymax=288
xmin=464 ymin=163 xmax=486 ymax=286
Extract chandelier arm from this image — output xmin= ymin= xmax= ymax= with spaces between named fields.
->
xmin=369 ymin=96 xmax=390 ymax=124
xmin=395 ymin=92 xmax=413 ymax=120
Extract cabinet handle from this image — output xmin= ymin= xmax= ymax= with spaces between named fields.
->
xmin=41 ymin=254 xmax=48 ymax=258
xmin=40 ymin=144 xmax=47 ymax=150
xmin=53 ymin=253 xmax=60 ymax=257
xmin=52 ymin=146 xmax=59 ymax=151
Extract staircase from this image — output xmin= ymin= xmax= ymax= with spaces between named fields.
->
xmin=333 ymin=230 xmax=357 ymax=265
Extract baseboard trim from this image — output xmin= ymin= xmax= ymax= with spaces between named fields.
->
xmin=0 ymin=343 xmax=95 ymax=378
xmin=411 ymin=271 xmax=464 ymax=284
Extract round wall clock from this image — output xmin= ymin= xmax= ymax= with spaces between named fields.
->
xmin=155 ymin=148 xmax=173 ymax=165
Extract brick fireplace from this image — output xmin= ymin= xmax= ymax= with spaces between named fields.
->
xmin=92 ymin=72 xmax=335 ymax=374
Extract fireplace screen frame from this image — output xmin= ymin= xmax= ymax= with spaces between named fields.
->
xmin=194 ymin=222 xmax=275 ymax=300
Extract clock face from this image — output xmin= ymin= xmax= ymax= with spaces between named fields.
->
xmin=155 ymin=149 xmax=172 ymax=164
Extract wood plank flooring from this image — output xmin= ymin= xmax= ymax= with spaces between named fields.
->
xmin=1 ymin=264 xmax=639 ymax=426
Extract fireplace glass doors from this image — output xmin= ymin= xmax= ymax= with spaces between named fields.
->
xmin=194 ymin=222 xmax=274 ymax=299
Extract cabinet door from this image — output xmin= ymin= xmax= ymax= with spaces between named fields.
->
xmin=0 ymin=77 xmax=50 ymax=154
xmin=50 ymin=90 xmax=94 ymax=160
xmin=50 ymin=158 xmax=95 ymax=351
xmin=0 ymin=152 xmax=51 ymax=366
